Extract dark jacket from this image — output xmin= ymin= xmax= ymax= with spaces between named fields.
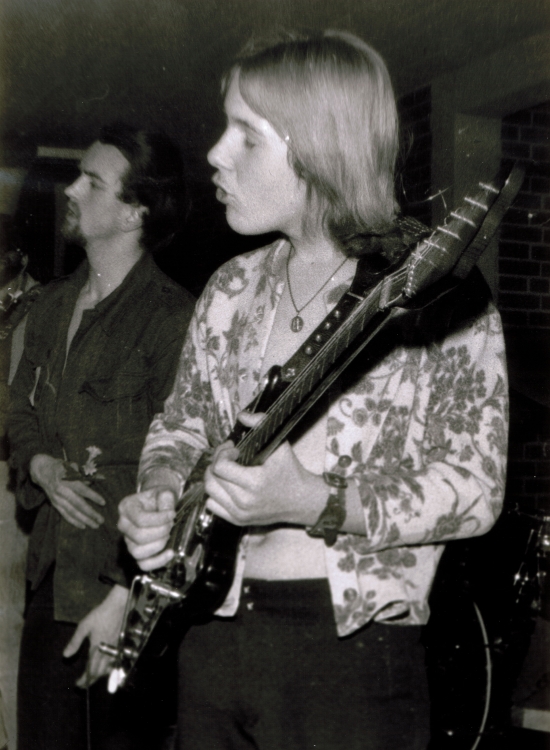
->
xmin=9 ymin=252 xmax=195 ymax=622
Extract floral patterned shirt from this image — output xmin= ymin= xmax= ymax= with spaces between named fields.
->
xmin=139 ymin=239 xmax=508 ymax=637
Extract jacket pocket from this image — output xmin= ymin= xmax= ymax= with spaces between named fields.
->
xmin=80 ymin=372 xmax=147 ymax=402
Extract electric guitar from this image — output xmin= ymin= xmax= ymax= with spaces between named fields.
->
xmin=101 ymin=163 xmax=525 ymax=693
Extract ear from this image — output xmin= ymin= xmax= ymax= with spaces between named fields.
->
xmin=121 ymin=204 xmax=147 ymax=233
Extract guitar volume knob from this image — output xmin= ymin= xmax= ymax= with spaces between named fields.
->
xmin=197 ymin=510 xmax=213 ymax=534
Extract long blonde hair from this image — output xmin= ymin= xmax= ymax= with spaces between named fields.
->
xmin=228 ymin=30 xmax=399 ymax=255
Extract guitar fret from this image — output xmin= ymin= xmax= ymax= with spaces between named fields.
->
xmin=108 ymin=164 xmax=525 ymax=697
xmin=237 ymin=202 xmax=481 ymax=463
xmin=437 ymin=226 xmax=461 ymax=240
xmin=479 ymin=181 xmax=499 ymax=194
xmin=450 ymin=211 xmax=476 ymax=227
xmin=464 ymin=196 xmax=488 ymax=210
xmin=425 ymin=238 xmax=447 ymax=251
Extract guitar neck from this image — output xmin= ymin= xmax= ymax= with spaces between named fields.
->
xmin=232 ymin=163 xmax=525 ymax=469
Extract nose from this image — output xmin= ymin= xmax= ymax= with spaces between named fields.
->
xmin=65 ymin=174 xmax=84 ymax=200
xmin=207 ymin=130 xmax=231 ymax=170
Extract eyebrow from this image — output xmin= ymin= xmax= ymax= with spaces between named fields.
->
xmin=227 ymin=114 xmax=264 ymax=138
xmin=80 ymin=167 xmax=108 ymax=184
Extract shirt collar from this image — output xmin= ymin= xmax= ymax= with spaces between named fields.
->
xmin=94 ymin=252 xmax=157 ymax=336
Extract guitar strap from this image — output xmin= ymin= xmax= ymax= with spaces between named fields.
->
xmin=272 ymin=215 xmax=430 ymax=390
xmin=101 ymin=163 xmax=526 ymax=693
xmin=245 ymin=162 xmax=524 ymax=463
xmin=286 ymin=161 xmax=523 ymax=386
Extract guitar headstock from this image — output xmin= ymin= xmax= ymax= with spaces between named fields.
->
xmin=400 ymin=162 xmax=525 ymax=302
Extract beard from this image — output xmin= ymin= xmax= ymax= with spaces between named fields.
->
xmin=62 ymin=206 xmax=85 ymax=245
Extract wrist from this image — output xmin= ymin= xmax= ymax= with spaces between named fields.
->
xmin=107 ymin=584 xmax=130 ymax=606
xmin=139 ymin=468 xmax=183 ymax=499
xmin=306 ymin=472 xmax=348 ymax=547
xmin=29 ymin=453 xmax=60 ymax=484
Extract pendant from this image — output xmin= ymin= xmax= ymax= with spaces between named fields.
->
xmin=290 ymin=315 xmax=304 ymax=332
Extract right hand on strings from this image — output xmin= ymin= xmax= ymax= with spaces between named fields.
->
xmin=118 ymin=487 xmax=177 ymax=571
xmin=30 ymin=453 xmax=105 ymax=530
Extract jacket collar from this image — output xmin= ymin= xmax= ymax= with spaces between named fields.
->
xmin=72 ymin=252 xmax=158 ymax=337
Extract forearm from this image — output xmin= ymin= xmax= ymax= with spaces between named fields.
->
xmin=286 ymin=468 xmax=366 ymax=535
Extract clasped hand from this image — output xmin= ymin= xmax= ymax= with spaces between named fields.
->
xmin=30 ymin=453 xmax=105 ymax=529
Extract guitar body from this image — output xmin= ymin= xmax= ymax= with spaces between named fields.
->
xmin=103 ymin=164 xmax=525 ymax=692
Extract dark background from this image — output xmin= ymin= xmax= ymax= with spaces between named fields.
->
xmin=1 ymin=0 xmax=549 ymax=292
xmin=2 ymin=1 xmax=550 ymax=747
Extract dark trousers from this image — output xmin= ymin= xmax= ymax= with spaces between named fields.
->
xmin=17 ymin=567 xmax=176 ymax=750
xmin=177 ymin=578 xmax=431 ymax=750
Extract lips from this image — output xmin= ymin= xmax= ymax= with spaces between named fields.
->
xmin=66 ymin=202 xmax=80 ymax=219
xmin=212 ymin=176 xmax=231 ymax=204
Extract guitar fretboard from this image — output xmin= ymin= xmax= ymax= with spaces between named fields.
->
xmin=233 ymin=170 xmax=516 ymax=467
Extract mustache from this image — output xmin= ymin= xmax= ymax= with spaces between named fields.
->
xmin=66 ymin=201 xmax=80 ymax=219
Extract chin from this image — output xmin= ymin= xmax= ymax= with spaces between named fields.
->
xmin=61 ymin=220 xmax=86 ymax=245
xmin=226 ymin=209 xmax=272 ymax=237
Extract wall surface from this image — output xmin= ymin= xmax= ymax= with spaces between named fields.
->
xmin=1 ymin=0 xmax=549 ymax=174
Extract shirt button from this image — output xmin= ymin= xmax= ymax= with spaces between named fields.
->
xmin=338 ymin=455 xmax=352 ymax=468
xmin=246 ymin=601 xmax=254 ymax=610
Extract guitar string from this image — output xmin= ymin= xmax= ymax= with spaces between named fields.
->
xmin=231 ymin=265 xmax=410 ymax=463
xmin=170 ymin=184 xmax=493 ymax=523
xmin=170 ymin=259 xmax=409 ymax=527
xmin=169 ymin=273 xmax=389 ymax=527
xmin=174 ymin=227 xmax=443 ymax=510
xmin=233 ymin=192 xmax=492 ymax=463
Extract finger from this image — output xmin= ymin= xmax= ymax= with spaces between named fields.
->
xmin=237 ymin=410 xmax=266 ymax=428
xmin=118 ymin=514 xmax=174 ymax=545
xmin=119 ymin=490 xmax=158 ymax=516
xmin=212 ymin=443 xmax=239 ymax=465
xmin=125 ymin=534 xmax=173 ymax=560
xmin=206 ymin=498 xmax=250 ymax=526
xmin=119 ymin=493 xmax=175 ymax=527
xmin=56 ymin=508 xmax=87 ymax=530
xmin=54 ymin=499 xmax=95 ymax=530
xmin=210 ymin=455 xmax=253 ymax=487
xmin=205 ymin=497 xmax=242 ymax=525
xmin=204 ymin=466 xmax=239 ymax=506
xmin=211 ymin=440 xmax=236 ymax=463
xmin=156 ymin=489 xmax=177 ymax=512
xmin=63 ymin=624 xmax=86 ymax=658
xmin=56 ymin=491 xmax=105 ymax=527
xmin=136 ymin=548 xmax=175 ymax=572
xmin=76 ymin=649 xmax=109 ymax=688
xmin=67 ymin=481 xmax=106 ymax=506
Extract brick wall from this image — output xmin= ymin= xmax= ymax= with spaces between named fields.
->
xmin=397 ymin=86 xmax=432 ymax=229
xmin=499 ymin=102 xmax=550 ymax=514
xmin=500 ymin=103 xmax=550 ymax=330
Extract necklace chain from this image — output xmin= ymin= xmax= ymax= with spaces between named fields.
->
xmin=285 ymin=248 xmax=348 ymax=332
